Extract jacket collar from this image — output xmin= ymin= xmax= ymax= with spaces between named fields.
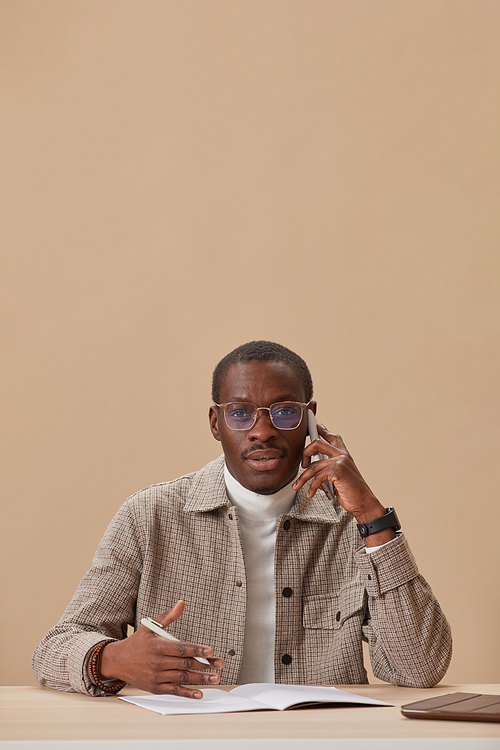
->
xmin=183 ymin=455 xmax=340 ymax=524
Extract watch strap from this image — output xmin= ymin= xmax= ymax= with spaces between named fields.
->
xmin=357 ymin=506 xmax=400 ymax=538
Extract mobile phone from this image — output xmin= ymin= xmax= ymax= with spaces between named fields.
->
xmin=307 ymin=409 xmax=336 ymax=501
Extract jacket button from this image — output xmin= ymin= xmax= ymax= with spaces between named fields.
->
xmin=283 ymin=520 xmax=291 ymax=530
xmin=336 ymin=611 xmax=341 ymax=622
xmin=228 ymin=514 xmax=233 ymax=520
xmin=368 ymin=574 xmax=372 ymax=580
xmin=282 ymin=587 xmax=293 ymax=598
xmin=228 ymin=649 xmax=235 ymax=656
xmin=236 ymin=580 xmax=242 ymax=587
xmin=281 ymin=654 xmax=292 ymax=665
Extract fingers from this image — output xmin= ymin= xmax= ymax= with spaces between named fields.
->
xmin=155 ymin=599 xmax=186 ymax=628
xmin=301 ymin=438 xmax=338 ymax=468
xmin=294 ymin=457 xmax=339 ymax=497
xmin=157 ymin=669 xmax=221 ymax=685
xmin=302 ymin=427 xmax=345 ymax=459
xmin=141 ymin=600 xmax=217 ymax=661
xmin=296 ymin=436 xmax=342 ymax=488
xmin=100 ymin=602 xmax=225 ymax=696
xmin=152 ymin=642 xmax=225 ymax=671
xmin=310 ymin=425 xmax=346 ymax=455
xmin=153 ymin=668 xmax=230 ymax=698
xmin=144 ymin=657 xmax=224 ymax=698
xmin=154 ymin=684 xmax=204 ymax=699
xmin=295 ymin=423 xmax=349 ymax=497
xmin=297 ymin=424 xmax=348 ymax=488
xmin=145 ymin=631 xmax=223 ymax=666
xmin=317 ymin=422 xmax=344 ymax=444
xmin=140 ymin=600 xmax=225 ymax=674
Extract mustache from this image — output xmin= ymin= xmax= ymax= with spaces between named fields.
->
xmin=241 ymin=444 xmax=288 ymax=459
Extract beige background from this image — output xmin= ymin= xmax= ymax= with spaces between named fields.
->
xmin=1 ymin=1 xmax=499 ymax=687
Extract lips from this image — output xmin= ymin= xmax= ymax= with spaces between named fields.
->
xmin=244 ymin=449 xmax=284 ymax=472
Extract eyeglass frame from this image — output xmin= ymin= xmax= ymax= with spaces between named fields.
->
xmin=213 ymin=400 xmax=313 ymax=431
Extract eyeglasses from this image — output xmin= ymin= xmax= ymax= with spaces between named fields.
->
xmin=214 ymin=401 xmax=312 ymax=431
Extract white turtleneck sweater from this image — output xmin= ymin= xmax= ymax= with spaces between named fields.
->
xmin=224 ymin=464 xmax=296 ymax=684
xmin=223 ymin=463 xmax=388 ymax=684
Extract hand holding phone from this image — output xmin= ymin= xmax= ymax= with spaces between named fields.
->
xmin=296 ymin=414 xmax=390 ymax=539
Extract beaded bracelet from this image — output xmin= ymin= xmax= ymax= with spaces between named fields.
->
xmin=88 ymin=640 xmax=126 ymax=694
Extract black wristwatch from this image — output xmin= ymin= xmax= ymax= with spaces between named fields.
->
xmin=357 ymin=507 xmax=400 ymax=539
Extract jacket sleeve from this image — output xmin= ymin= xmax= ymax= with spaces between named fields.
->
xmin=354 ymin=533 xmax=452 ymax=687
xmin=32 ymin=501 xmax=143 ymax=695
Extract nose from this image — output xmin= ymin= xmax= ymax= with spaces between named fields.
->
xmin=247 ymin=407 xmax=279 ymax=441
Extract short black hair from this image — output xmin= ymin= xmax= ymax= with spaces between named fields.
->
xmin=211 ymin=341 xmax=313 ymax=404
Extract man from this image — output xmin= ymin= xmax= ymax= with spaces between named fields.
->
xmin=33 ymin=341 xmax=452 ymax=698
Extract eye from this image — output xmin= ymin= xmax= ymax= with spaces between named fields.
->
xmin=227 ymin=404 xmax=253 ymax=419
xmin=273 ymin=404 xmax=299 ymax=417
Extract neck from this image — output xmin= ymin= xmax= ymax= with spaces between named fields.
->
xmin=224 ymin=464 xmax=297 ymax=521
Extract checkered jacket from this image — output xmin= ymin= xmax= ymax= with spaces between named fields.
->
xmin=32 ymin=456 xmax=452 ymax=695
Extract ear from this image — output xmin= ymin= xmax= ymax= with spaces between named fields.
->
xmin=209 ymin=405 xmax=221 ymax=441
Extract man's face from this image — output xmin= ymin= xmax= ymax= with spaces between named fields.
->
xmin=209 ymin=360 xmax=316 ymax=494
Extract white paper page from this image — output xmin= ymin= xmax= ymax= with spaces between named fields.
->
xmin=119 ymin=689 xmax=270 ymax=716
xmin=230 ymin=683 xmax=393 ymax=710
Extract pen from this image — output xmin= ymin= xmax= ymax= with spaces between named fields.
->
xmin=140 ymin=617 xmax=211 ymax=665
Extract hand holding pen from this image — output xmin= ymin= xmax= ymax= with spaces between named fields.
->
xmin=99 ymin=600 xmax=225 ymax=698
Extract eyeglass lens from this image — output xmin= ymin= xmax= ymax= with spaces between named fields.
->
xmin=224 ymin=402 xmax=304 ymax=430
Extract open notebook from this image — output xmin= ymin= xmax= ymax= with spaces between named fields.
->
xmin=120 ymin=683 xmax=392 ymax=716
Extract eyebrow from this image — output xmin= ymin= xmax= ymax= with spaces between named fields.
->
xmin=224 ymin=395 xmax=303 ymax=404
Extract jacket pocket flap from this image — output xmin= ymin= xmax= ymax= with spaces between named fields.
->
xmin=303 ymin=585 xmax=366 ymax=630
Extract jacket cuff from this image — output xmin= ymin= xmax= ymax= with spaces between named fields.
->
xmin=68 ymin=632 xmax=119 ymax=696
xmin=354 ymin=533 xmax=419 ymax=597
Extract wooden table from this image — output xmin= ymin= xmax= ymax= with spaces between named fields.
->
xmin=1 ymin=684 xmax=499 ymax=749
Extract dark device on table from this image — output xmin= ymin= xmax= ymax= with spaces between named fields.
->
xmin=401 ymin=692 xmax=500 ymax=723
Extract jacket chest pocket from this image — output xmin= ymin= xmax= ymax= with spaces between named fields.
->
xmin=303 ymin=584 xmax=366 ymax=630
